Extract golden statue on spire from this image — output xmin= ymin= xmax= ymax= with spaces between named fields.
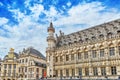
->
xmin=10 ymin=48 xmax=14 ymax=52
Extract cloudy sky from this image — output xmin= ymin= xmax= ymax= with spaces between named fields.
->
xmin=0 ymin=0 xmax=120 ymax=58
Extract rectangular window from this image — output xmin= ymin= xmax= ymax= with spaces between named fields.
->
xmin=93 ymin=67 xmax=98 ymax=76
xmin=101 ymin=67 xmax=106 ymax=76
xmin=49 ymin=56 xmax=50 ymax=61
xmin=92 ymin=50 xmax=97 ymax=58
xmin=118 ymin=46 xmax=120 ymax=55
xmin=66 ymin=55 xmax=69 ymax=61
xmin=4 ymin=64 xmax=7 ymax=69
xmin=60 ymin=56 xmax=63 ymax=62
xmin=9 ymin=64 xmax=11 ymax=69
xmin=55 ymin=57 xmax=58 ymax=62
xmin=84 ymin=52 xmax=88 ymax=59
xmin=42 ymin=69 xmax=44 ymax=77
xmin=26 ymin=58 xmax=28 ymax=62
xmin=29 ymin=68 xmax=32 ymax=73
xmin=60 ymin=70 xmax=63 ymax=77
xmin=14 ymin=64 xmax=16 ymax=69
xmin=71 ymin=54 xmax=74 ymax=60
xmin=66 ymin=69 xmax=69 ymax=77
xmin=78 ymin=53 xmax=81 ymax=59
xmin=100 ymin=49 xmax=104 ymax=57
xmin=78 ymin=68 xmax=82 ymax=76
xmin=22 ymin=67 xmax=24 ymax=72
xmin=109 ymin=47 xmax=115 ymax=56
xmin=85 ymin=68 xmax=89 ymax=76
xmin=55 ymin=70 xmax=58 ymax=77
xmin=4 ymin=70 xmax=6 ymax=76
xmin=13 ymin=70 xmax=16 ymax=77
xmin=19 ymin=68 xmax=21 ymax=73
xmin=111 ymin=66 xmax=117 ymax=75
xmin=25 ymin=67 xmax=27 ymax=72
xmin=22 ymin=59 xmax=24 ymax=63
xmin=72 ymin=69 xmax=75 ymax=76
xmin=8 ymin=70 xmax=11 ymax=77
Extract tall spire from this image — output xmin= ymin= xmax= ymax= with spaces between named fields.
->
xmin=47 ymin=22 xmax=56 ymax=48
xmin=50 ymin=22 xmax=53 ymax=28
xmin=47 ymin=22 xmax=55 ymax=32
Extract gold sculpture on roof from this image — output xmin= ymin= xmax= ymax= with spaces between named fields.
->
xmin=10 ymin=48 xmax=14 ymax=52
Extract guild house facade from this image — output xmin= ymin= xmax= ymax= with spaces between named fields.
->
xmin=0 ymin=48 xmax=19 ymax=80
xmin=18 ymin=47 xmax=46 ymax=80
xmin=46 ymin=19 xmax=120 ymax=79
xmin=0 ymin=47 xmax=46 ymax=80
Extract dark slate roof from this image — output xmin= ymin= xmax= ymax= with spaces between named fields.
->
xmin=14 ymin=52 xmax=19 ymax=58
xmin=56 ymin=19 xmax=120 ymax=47
xmin=23 ymin=47 xmax=46 ymax=59
xmin=4 ymin=52 xmax=18 ymax=60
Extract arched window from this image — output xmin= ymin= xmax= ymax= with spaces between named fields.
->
xmin=117 ymin=30 xmax=120 ymax=36
xmin=99 ymin=34 xmax=104 ymax=40
xmin=85 ymin=38 xmax=89 ymax=42
xmin=107 ymin=32 xmax=113 ymax=39
xmin=91 ymin=36 xmax=96 ymax=40
xmin=74 ymin=41 xmax=77 ymax=43
xmin=68 ymin=42 xmax=72 ymax=45
xmin=79 ymin=39 xmax=83 ymax=43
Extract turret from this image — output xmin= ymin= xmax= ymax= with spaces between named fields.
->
xmin=47 ymin=22 xmax=56 ymax=48
xmin=46 ymin=22 xmax=56 ymax=77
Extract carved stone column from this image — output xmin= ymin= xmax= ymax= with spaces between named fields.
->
xmin=75 ymin=67 xmax=78 ymax=77
xmin=89 ymin=67 xmax=93 ymax=76
xmin=62 ymin=68 xmax=65 ymax=77
xmin=98 ymin=67 xmax=101 ymax=76
xmin=106 ymin=66 xmax=111 ymax=76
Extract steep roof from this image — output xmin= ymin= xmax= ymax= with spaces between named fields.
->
xmin=22 ymin=47 xmax=45 ymax=59
xmin=4 ymin=52 xmax=18 ymax=60
xmin=56 ymin=19 xmax=120 ymax=47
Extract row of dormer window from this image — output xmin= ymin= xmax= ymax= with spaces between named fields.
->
xmin=19 ymin=58 xmax=28 ymax=63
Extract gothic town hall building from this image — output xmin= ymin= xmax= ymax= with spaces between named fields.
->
xmin=46 ymin=19 xmax=120 ymax=79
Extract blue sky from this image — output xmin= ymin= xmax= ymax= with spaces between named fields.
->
xmin=0 ymin=0 xmax=120 ymax=58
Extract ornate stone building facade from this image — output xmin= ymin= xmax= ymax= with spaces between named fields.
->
xmin=46 ymin=19 xmax=120 ymax=79
xmin=0 ymin=48 xmax=19 ymax=80
xmin=18 ymin=47 xmax=46 ymax=80
xmin=0 ymin=47 xmax=46 ymax=80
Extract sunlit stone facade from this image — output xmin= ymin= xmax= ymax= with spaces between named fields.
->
xmin=46 ymin=19 xmax=120 ymax=79
xmin=18 ymin=47 xmax=46 ymax=80
xmin=0 ymin=48 xmax=19 ymax=80
xmin=0 ymin=47 xmax=46 ymax=80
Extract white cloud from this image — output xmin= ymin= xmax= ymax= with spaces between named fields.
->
xmin=53 ymin=1 xmax=120 ymax=33
xmin=67 ymin=2 xmax=71 ymax=7
xmin=29 ymin=4 xmax=44 ymax=21
xmin=44 ymin=6 xmax=58 ymax=18
xmin=0 ymin=17 xmax=9 ymax=26
xmin=0 ymin=5 xmax=47 ymax=58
